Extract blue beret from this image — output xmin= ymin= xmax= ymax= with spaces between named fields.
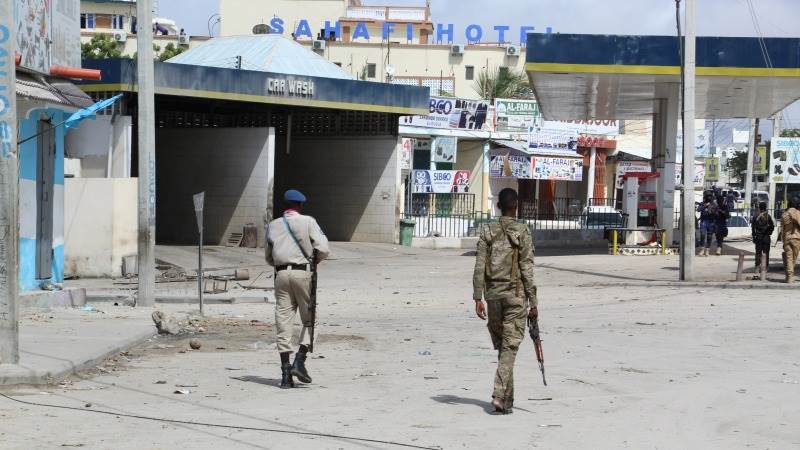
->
xmin=284 ymin=189 xmax=307 ymax=203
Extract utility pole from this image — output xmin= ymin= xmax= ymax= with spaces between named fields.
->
xmin=680 ymin=0 xmax=697 ymax=281
xmin=769 ymin=113 xmax=781 ymax=212
xmin=0 ymin=1 xmax=20 ymax=363
xmin=137 ymin=0 xmax=156 ymax=307
xmin=744 ymin=117 xmax=759 ymax=211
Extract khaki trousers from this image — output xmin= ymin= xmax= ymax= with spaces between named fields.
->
xmin=486 ymin=296 xmax=527 ymax=404
xmin=274 ymin=269 xmax=313 ymax=353
xmin=785 ymin=239 xmax=800 ymax=279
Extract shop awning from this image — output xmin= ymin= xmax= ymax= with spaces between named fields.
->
xmin=16 ymin=73 xmax=93 ymax=109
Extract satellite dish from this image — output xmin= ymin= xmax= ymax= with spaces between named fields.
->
xmin=252 ymin=24 xmax=270 ymax=35
xmin=386 ymin=65 xmax=396 ymax=76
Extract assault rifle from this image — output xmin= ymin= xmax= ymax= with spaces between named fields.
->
xmin=308 ymin=249 xmax=319 ymax=353
xmin=528 ymin=313 xmax=547 ymax=386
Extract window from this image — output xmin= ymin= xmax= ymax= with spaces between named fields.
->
xmin=80 ymin=13 xmax=95 ymax=29
xmin=366 ymin=63 xmax=377 ymax=79
xmin=111 ymin=14 xmax=124 ymax=30
xmin=465 ymin=65 xmax=474 ymax=80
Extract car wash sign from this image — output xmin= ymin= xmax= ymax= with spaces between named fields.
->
xmin=266 ymin=77 xmax=315 ymax=98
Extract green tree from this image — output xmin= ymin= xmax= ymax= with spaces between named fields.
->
xmin=472 ymin=66 xmax=532 ymax=102
xmin=781 ymin=129 xmax=800 ymax=138
xmin=81 ymin=34 xmax=123 ymax=59
xmin=727 ymin=150 xmax=748 ymax=184
xmin=157 ymin=43 xmax=186 ymax=62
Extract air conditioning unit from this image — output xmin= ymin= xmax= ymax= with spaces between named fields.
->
xmin=312 ymin=40 xmax=326 ymax=51
xmin=450 ymin=44 xmax=465 ymax=55
xmin=113 ymin=32 xmax=127 ymax=43
xmin=505 ymin=45 xmax=521 ymax=56
xmin=178 ymin=34 xmax=190 ymax=46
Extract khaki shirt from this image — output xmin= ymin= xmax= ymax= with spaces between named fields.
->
xmin=781 ymin=208 xmax=800 ymax=242
xmin=265 ymin=211 xmax=330 ymax=266
xmin=472 ymin=217 xmax=537 ymax=306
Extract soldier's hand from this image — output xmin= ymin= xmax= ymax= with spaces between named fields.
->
xmin=528 ymin=306 xmax=538 ymax=319
xmin=475 ymin=300 xmax=487 ymax=320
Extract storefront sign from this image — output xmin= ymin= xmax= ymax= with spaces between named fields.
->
xmin=675 ymin=163 xmax=706 ymax=187
xmin=16 ymin=0 xmax=53 ymax=74
xmin=266 ymin=77 xmax=315 ymax=97
xmin=527 ymin=126 xmax=578 ymax=153
xmin=0 ymin=9 xmax=15 ymax=160
xmin=705 ymin=157 xmax=720 ymax=182
xmin=770 ymin=138 xmax=800 ymax=184
xmin=412 ymin=170 xmax=471 ymax=193
xmin=400 ymin=96 xmax=490 ymax=131
xmin=754 ymin=144 xmax=768 ymax=175
xmin=400 ymin=138 xmax=413 ymax=171
xmin=531 ymin=156 xmax=583 ymax=181
xmin=51 ymin=0 xmax=80 ymax=68
xmin=432 ymin=136 xmax=457 ymax=163
xmin=545 ymin=120 xmax=619 ymax=137
xmin=615 ymin=161 xmax=651 ymax=189
xmin=495 ymin=98 xmax=540 ymax=132
xmin=490 ymin=154 xmax=531 ymax=179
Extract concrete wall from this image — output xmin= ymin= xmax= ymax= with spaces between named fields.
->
xmin=155 ymin=128 xmax=274 ymax=246
xmin=64 ymin=178 xmax=137 ymax=277
xmin=275 ymin=135 xmax=401 ymax=243
xmin=453 ymin=140 xmax=484 ymax=210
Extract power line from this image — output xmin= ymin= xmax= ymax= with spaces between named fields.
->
xmin=0 ymin=393 xmax=438 ymax=450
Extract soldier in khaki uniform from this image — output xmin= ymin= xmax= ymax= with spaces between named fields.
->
xmin=473 ymin=188 xmax=537 ymax=414
xmin=780 ymin=196 xmax=800 ymax=283
xmin=265 ymin=189 xmax=330 ymax=388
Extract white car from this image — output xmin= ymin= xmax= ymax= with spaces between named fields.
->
xmin=725 ymin=213 xmax=751 ymax=240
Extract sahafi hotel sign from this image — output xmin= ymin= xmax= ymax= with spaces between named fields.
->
xmin=263 ymin=17 xmax=551 ymax=45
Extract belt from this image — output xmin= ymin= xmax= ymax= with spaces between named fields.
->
xmin=276 ymin=264 xmax=309 ymax=272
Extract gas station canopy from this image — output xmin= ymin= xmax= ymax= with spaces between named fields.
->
xmin=525 ymin=33 xmax=800 ymax=120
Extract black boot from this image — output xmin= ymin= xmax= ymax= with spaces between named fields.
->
xmin=291 ymin=352 xmax=312 ymax=384
xmin=280 ymin=363 xmax=295 ymax=389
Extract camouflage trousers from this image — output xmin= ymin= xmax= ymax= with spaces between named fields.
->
xmin=486 ymin=296 xmax=527 ymax=404
xmin=785 ymin=239 xmax=800 ymax=279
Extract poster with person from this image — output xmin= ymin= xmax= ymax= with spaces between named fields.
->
xmin=412 ymin=170 xmax=471 ymax=193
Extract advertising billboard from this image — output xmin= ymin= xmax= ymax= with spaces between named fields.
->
xmin=412 ymin=170 xmax=471 ymax=193
xmin=770 ymin=138 xmax=800 ymax=184
xmin=401 ymin=97 xmax=490 ymax=131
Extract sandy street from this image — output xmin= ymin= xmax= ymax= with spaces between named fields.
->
xmin=1 ymin=243 xmax=799 ymax=449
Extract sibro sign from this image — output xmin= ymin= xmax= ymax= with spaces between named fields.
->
xmin=266 ymin=17 xmax=550 ymax=45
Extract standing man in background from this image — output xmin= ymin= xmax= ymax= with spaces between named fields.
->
xmin=780 ymin=196 xmax=800 ymax=284
xmin=265 ymin=189 xmax=330 ymax=388
xmin=751 ymin=202 xmax=775 ymax=274
xmin=472 ymin=188 xmax=538 ymax=414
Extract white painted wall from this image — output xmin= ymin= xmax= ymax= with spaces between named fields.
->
xmin=64 ymin=178 xmax=137 ymax=277
xmin=275 ymin=135 xmax=401 ymax=243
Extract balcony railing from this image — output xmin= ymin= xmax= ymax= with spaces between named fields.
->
xmin=345 ymin=6 xmax=428 ymax=22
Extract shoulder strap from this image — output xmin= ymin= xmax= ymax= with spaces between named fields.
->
xmin=499 ymin=220 xmax=522 ymax=296
xmin=283 ymin=216 xmax=311 ymax=262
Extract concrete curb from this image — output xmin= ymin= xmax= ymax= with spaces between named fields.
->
xmin=0 ymin=328 xmax=155 ymax=386
xmin=85 ymin=293 xmax=271 ymax=305
xmin=580 ymin=281 xmax=800 ymax=290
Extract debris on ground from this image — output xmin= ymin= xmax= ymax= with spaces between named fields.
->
xmin=151 ymin=311 xmax=180 ymax=335
xmin=189 ymin=339 xmax=202 ymax=350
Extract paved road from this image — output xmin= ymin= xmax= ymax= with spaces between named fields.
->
xmin=2 ymin=243 xmax=799 ymax=449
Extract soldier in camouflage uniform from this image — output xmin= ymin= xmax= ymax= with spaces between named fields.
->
xmin=473 ymin=188 xmax=538 ymax=414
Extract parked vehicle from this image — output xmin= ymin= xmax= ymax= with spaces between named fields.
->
xmin=726 ymin=213 xmax=751 ymax=239
xmin=581 ymin=206 xmax=626 ymax=229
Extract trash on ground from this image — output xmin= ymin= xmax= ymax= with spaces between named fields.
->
xmin=174 ymin=389 xmax=190 ymax=395
xmin=189 ymin=339 xmax=202 ymax=350
xmin=151 ymin=311 xmax=180 ymax=335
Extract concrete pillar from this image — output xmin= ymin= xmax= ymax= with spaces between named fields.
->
xmin=263 ymin=128 xmax=276 ymax=245
xmin=622 ymin=176 xmax=639 ymax=245
xmin=481 ymin=141 xmax=490 ymax=213
xmin=586 ymin=147 xmax=597 ymax=207
xmin=0 ymin=2 xmax=20 ymax=364
xmin=654 ymin=84 xmax=680 ymax=245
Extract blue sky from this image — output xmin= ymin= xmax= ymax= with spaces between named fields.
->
xmin=159 ymin=0 xmax=800 ymax=138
